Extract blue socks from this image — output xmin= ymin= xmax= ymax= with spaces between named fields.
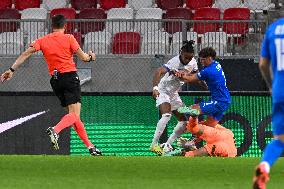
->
xmin=262 ymin=139 xmax=284 ymax=167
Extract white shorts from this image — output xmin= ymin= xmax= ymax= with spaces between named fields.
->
xmin=156 ymin=92 xmax=184 ymax=111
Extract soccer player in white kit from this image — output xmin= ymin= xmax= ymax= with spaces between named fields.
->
xmin=151 ymin=41 xmax=198 ymax=155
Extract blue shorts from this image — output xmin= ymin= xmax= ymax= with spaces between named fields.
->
xmin=200 ymin=100 xmax=230 ymax=121
xmin=272 ymin=102 xmax=284 ymax=135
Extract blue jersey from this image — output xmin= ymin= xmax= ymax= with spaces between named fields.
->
xmin=261 ymin=18 xmax=284 ymax=103
xmin=197 ymin=60 xmax=231 ymax=103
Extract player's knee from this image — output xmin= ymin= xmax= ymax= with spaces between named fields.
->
xmin=161 ymin=113 xmax=172 ymax=121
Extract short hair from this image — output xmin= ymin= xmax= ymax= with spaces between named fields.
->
xmin=198 ymin=47 xmax=216 ymax=59
xmin=181 ymin=40 xmax=195 ymax=54
xmin=52 ymin=14 xmax=66 ymax=29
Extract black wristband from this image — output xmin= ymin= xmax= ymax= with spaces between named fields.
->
xmin=9 ymin=67 xmax=15 ymax=72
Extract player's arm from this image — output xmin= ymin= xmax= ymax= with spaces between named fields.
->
xmin=76 ymin=48 xmax=96 ymax=62
xmin=175 ymin=72 xmax=200 ymax=83
xmin=259 ymin=57 xmax=272 ymax=91
xmin=1 ymin=47 xmax=36 ymax=82
xmin=152 ymin=66 xmax=167 ymax=99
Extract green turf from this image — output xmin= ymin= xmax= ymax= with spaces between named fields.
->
xmin=0 ymin=156 xmax=283 ymax=189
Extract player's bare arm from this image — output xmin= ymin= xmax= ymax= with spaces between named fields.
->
xmin=1 ymin=47 xmax=36 ymax=82
xmin=76 ymin=48 xmax=96 ymax=62
xmin=175 ymin=72 xmax=200 ymax=83
xmin=152 ymin=67 xmax=167 ymax=99
xmin=259 ymin=57 xmax=272 ymax=92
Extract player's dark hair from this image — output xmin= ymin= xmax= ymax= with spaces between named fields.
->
xmin=52 ymin=14 xmax=66 ymax=29
xmin=198 ymin=47 xmax=216 ymax=59
xmin=181 ymin=40 xmax=195 ymax=53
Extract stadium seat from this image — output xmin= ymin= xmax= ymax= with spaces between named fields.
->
xmin=0 ymin=0 xmax=12 ymax=9
xmin=135 ymin=8 xmax=163 ymax=35
xmin=106 ymin=8 xmax=134 ymax=34
xmin=243 ymin=0 xmax=273 ymax=11
xmin=15 ymin=0 xmax=40 ymax=10
xmin=193 ymin=7 xmax=221 ymax=34
xmin=156 ymin=0 xmax=184 ymax=10
xmin=171 ymin=32 xmax=198 ymax=54
xmin=70 ymin=0 xmax=97 ymax=10
xmin=201 ymin=32 xmax=228 ymax=56
xmin=223 ymin=8 xmax=250 ymax=35
xmin=99 ymin=0 xmax=126 ymax=10
xmin=213 ymin=0 xmax=241 ymax=12
xmin=83 ymin=31 xmax=112 ymax=54
xmin=128 ymin=0 xmax=153 ymax=11
xmin=141 ymin=31 xmax=170 ymax=54
xmin=21 ymin=8 xmax=48 ymax=33
xmin=0 ymin=31 xmax=24 ymax=55
xmin=112 ymin=32 xmax=141 ymax=54
xmin=78 ymin=8 xmax=107 ymax=34
xmin=50 ymin=8 xmax=77 ymax=33
xmin=0 ymin=8 xmax=21 ymax=33
xmin=163 ymin=7 xmax=192 ymax=34
xmin=42 ymin=0 xmax=67 ymax=11
xmin=185 ymin=0 xmax=213 ymax=10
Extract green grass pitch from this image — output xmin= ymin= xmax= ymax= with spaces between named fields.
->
xmin=0 ymin=156 xmax=284 ymax=189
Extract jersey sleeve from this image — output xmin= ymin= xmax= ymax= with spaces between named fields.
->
xmin=197 ymin=67 xmax=208 ymax=81
xmin=30 ymin=38 xmax=42 ymax=51
xmin=260 ymin=28 xmax=271 ymax=60
xmin=69 ymin=35 xmax=80 ymax=53
xmin=163 ymin=59 xmax=175 ymax=72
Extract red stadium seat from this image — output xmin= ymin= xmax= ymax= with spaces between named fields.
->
xmin=78 ymin=8 xmax=107 ymax=34
xmin=15 ymin=0 xmax=40 ymax=10
xmin=156 ymin=0 xmax=183 ymax=10
xmin=50 ymin=8 xmax=77 ymax=33
xmin=223 ymin=8 xmax=250 ymax=35
xmin=163 ymin=8 xmax=192 ymax=34
xmin=71 ymin=0 xmax=97 ymax=10
xmin=185 ymin=0 xmax=213 ymax=10
xmin=0 ymin=0 xmax=12 ymax=9
xmin=99 ymin=0 xmax=126 ymax=10
xmin=0 ymin=8 xmax=21 ymax=33
xmin=112 ymin=32 xmax=140 ymax=54
xmin=193 ymin=7 xmax=221 ymax=34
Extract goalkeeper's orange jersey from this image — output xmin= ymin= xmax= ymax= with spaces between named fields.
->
xmin=199 ymin=124 xmax=237 ymax=157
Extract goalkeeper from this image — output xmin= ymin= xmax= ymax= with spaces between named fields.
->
xmin=176 ymin=116 xmax=237 ymax=157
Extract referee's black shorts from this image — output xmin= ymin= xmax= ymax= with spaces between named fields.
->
xmin=50 ymin=71 xmax=81 ymax=107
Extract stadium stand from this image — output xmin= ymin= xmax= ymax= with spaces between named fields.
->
xmin=243 ymin=0 xmax=273 ymax=11
xmin=141 ymin=31 xmax=170 ymax=54
xmin=135 ymin=8 xmax=163 ymax=35
xmin=99 ymin=0 xmax=127 ymax=10
xmin=20 ymin=8 xmax=48 ymax=33
xmin=201 ymin=31 xmax=228 ymax=56
xmin=78 ymin=8 xmax=107 ymax=34
xmin=83 ymin=31 xmax=112 ymax=54
xmin=106 ymin=8 xmax=134 ymax=34
xmin=171 ymin=31 xmax=198 ymax=54
xmin=185 ymin=0 xmax=213 ymax=10
xmin=193 ymin=7 xmax=221 ymax=34
xmin=163 ymin=7 xmax=192 ymax=34
xmin=0 ymin=0 xmax=12 ymax=9
xmin=213 ymin=0 xmax=241 ymax=12
xmin=70 ymin=0 xmax=97 ymax=10
xmin=41 ymin=0 xmax=67 ymax=11
xmin=50 ymin=8 xmax=77 ymax=33
xmin=0 ymin=31 xmax=24 ymax=55
xmin=112 ymin=32 xmax=141 ymax=54
xmin=156 ymin=0 xmax=184 ymax=10
xmin=15 ymin=0 xmax=40 ymax=10
xmin=0 ymin=8 xmax=21 ymax=33
xmin=128 ymin=0 xmax=153 ymax=11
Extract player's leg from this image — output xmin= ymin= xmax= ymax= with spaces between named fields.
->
xmin=253 ymin=102 xmax=284 ymax=188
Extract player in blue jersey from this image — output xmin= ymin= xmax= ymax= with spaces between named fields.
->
xmin=175 ymin=47 xmax=231 ymax=127
xmin=252 ymin=18 xmax=284 ymax=189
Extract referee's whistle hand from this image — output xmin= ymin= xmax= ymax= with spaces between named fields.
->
xmin=88 ymin=51 xmax=96 ymax=62
xmin=1 ymin=70 xmax=13 ymax=82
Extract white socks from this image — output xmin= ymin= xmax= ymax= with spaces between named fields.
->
xmin=166 ymin=121 xmax=186 ymax=145
xmin=260 ymin=161 xmax=270 ymax=173
xmin=151 ymin=113 xmax=172 ymax=147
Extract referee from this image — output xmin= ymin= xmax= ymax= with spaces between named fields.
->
xmin=1 ymin=14 xmax=102 ymax=156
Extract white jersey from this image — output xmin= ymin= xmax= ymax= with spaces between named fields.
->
xmin=158 ymin=55 xmax=198 ymax=94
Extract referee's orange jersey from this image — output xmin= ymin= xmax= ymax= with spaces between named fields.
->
xmin=30 ymin=31 xmax=80 ymax=75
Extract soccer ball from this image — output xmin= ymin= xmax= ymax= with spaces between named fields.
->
xmin=160 ymin=143 xmax=173 ymax=153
